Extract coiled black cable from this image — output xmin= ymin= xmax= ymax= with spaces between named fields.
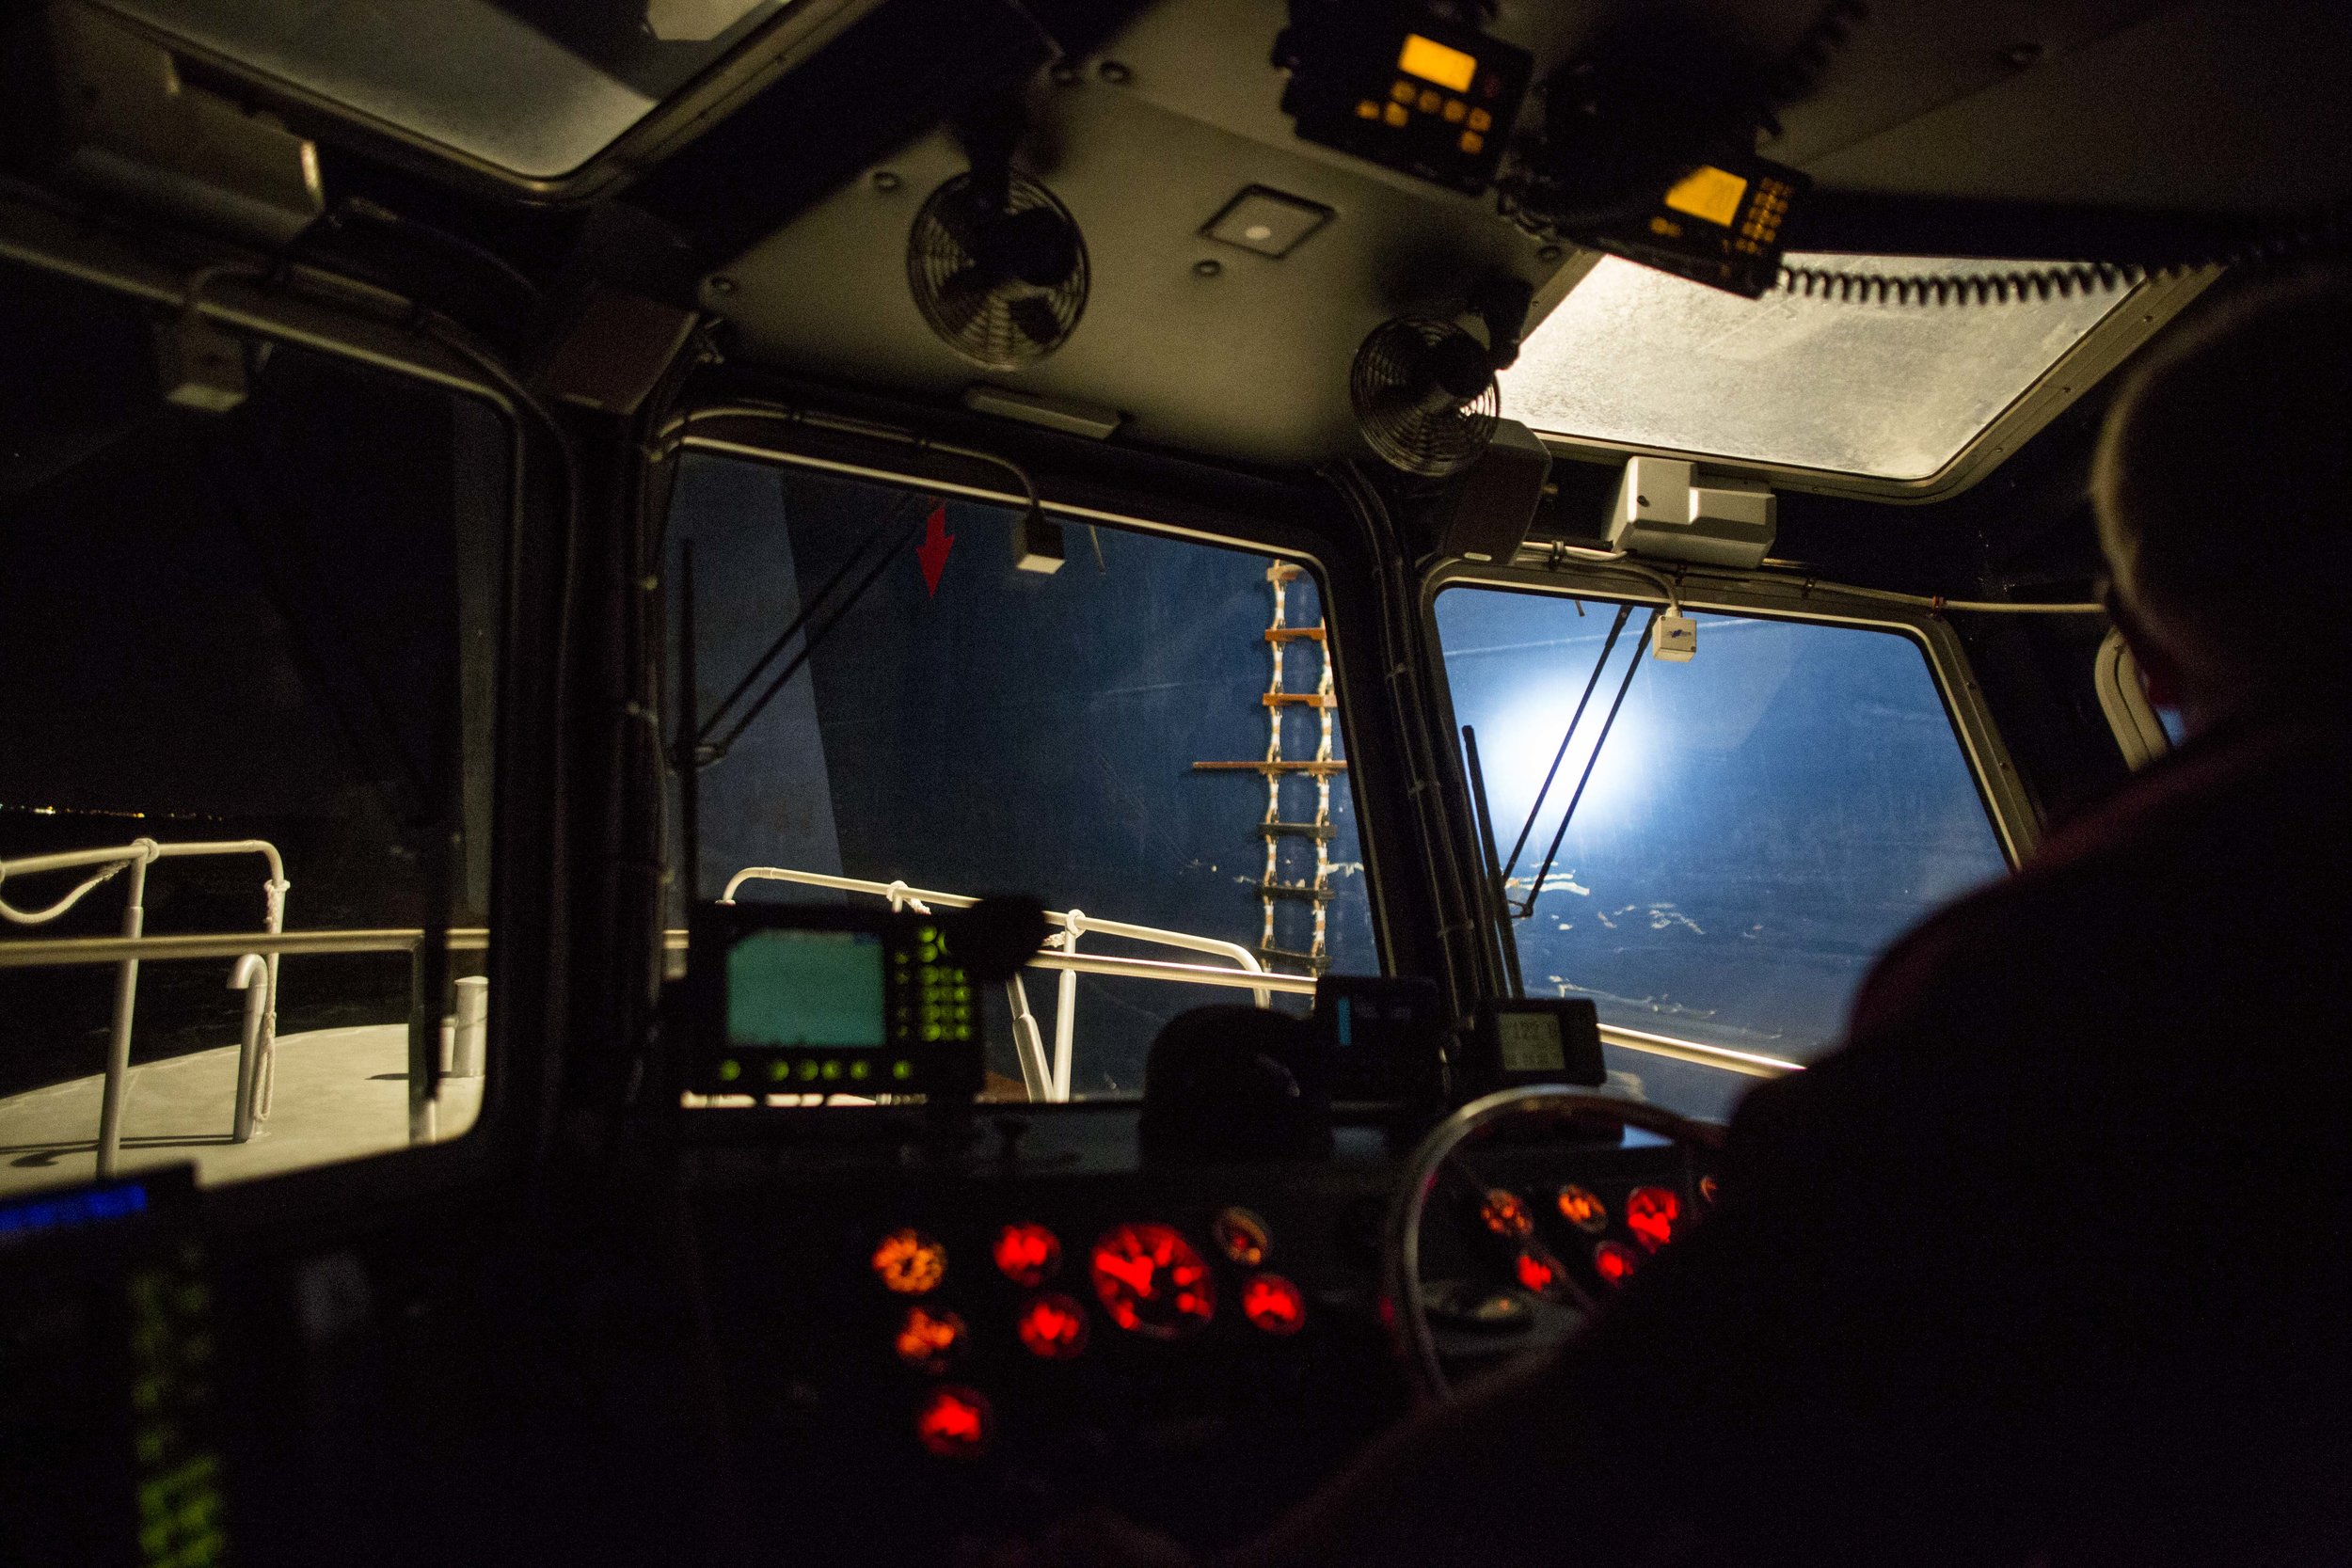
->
xmin=1775 ymin=261 xmax=2149 ymax=306
xmin=1773 ymin=196 xmax=2352 ymax=307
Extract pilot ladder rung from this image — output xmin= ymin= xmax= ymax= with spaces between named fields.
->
xmin=1264 ymin=626 xmax=1325 ymax=642
xmin=1257 ymin=944 xmax=1329 ymax=974
xmin=1257 ymin=820 xmax=1335 ymax=840
xmin=1191 ymin=760 xmax=1349 ymax=774
xmin=1258 ymin=880 xmax=1334 ymax=904
xmin=1262 ymin=692 xmax=1335 ymax=708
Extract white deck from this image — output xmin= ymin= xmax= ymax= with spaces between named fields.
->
xmin=0 ymin=1025 xmax=482 ymax=1196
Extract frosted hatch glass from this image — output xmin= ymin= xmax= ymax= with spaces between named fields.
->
xmin=103 ymin=0 xmax=788 ymax=178
xmin=1499 ymin=255 xmax=2129 ymax=481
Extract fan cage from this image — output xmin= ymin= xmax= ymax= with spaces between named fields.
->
xmin=907 ymin=173 xmax=1089 ymax=371
xmin=1349 ymin=317 xmax=1502 ymax=478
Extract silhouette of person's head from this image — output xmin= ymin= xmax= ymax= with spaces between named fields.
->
xmin=2093 ymin=264 xmax=2352 ymax=734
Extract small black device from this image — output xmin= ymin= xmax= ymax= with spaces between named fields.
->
xmin=1139 ymin=1005 xmax=1332 ymax=1161
xmin=1581 ymin=152 xmax=1808 ymax=299
xmin=1311 ymin=974 xmax=1447 ymax=1105
xmin=1276 ymin=7 xmax=1533 ymax=195
xmin=688 ymin=901 xmax=983 ymax=1103
xmin=1 ymin=1167 xmax=225 ymax=1568
xmin=1433 ymin=419 xmax=1551 ymax=562
xmin=1463 ymin=997 xmax=1606 ymax=1094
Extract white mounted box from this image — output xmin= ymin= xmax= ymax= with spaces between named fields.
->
xmin=1605 ymin=456 xmax=1777 ymax=567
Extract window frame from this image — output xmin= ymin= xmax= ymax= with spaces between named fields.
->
xmin=2093 ymin=625 xmax=2172 ymax=770
xmin=0 ymin=187 xmax=555 ymax=1230
xmin=1420 ymin=552 xmax=2035 ymax=1078
xmin=658 ymin=410 xmax=1405 ymax=1098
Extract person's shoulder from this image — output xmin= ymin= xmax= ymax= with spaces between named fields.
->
xmin=2031 ymin=713 xmax=2352 ymax=874
xmin=1732 ymin=716 xmax=2352 ymax=1161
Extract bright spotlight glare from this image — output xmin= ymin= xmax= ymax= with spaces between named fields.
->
xmin=1479 ymin=668 xmax=1657 ymax=869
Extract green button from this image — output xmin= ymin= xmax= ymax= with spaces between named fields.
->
xmin=821 ymin=1060 xmax=841 ymax=1081
xmin=893 ymin=1059 xmax=913 ymax=1080
xmin=770 ymin=1060 xmax=791 ymax=1082
xmin=798 ymin=1059 xmax=819 ymax=1081
xmin=718 ymin=1059 xmax=741 ymax=1083
xmin=850 ymin=1060 xmax=870 ymax=1081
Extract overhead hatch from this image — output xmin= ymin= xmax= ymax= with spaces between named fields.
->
xmin=95 ymin=0 xmax=794 ymax=180
xmin=1500 ymin=254 xmax=2212 ymax=499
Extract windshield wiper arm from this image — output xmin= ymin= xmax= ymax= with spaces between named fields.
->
xmin=689 ymin=487 xmax=925 ymax=766
xmin=1519 ymin=608 xmax=1660 ymax=917
xmin=1500 ymin=602 xmax=1634 ymax=888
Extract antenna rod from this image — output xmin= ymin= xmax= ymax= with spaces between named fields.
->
xmin=674 ymin=540 xmax=701 ymax=906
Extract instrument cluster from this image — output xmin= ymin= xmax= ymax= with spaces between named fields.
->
xmin=1457 ymin=1171 xmax=1713 ymax=1314
xmin=869 ymin=1205 xmax=1328 ymax=1462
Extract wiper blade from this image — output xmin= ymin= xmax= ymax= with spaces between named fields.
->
xmin=1519 ymin=607 xmax=1660 ymax=917
xmin=690 ymin=486 xmax=925 ymax=764
xmin=1500 ymin=602 xmax=1633 ymax=889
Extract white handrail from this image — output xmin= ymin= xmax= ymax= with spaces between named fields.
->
xmin=0 ymin=839 xmax=288 ymax=1174
xmin=721 ymin=864 xmax=1291 ymax=1101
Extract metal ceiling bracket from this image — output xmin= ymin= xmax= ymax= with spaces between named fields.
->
xmin=18 ymin=2 xmax=324 ymax=245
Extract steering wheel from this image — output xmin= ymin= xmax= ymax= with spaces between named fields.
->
xmin=1380 ymin=1086 xmax=1726 ymax=1403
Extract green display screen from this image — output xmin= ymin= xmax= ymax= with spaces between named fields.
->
xmin=726 ymin=928 xmax=886 ymax=1049
xmin=1496 ymin=1010 xmax=1565 ymax=1073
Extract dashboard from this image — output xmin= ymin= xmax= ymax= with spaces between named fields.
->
xmin=685 ymin=1109 xmax=1709 ymax=1564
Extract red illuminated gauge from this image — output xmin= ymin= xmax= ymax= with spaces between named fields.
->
xmin=914 ymin=1386 xmax=992 ymax=1459
xmin=1211 ymin=1207 xmax=1271 ymax=1267
xmin=872 ymin=1229 xmax=946 ymax=1295
xmin=1625 ymin=1186 xmax=1682 ymax=1252
xmin=1556 ymin=1184 xmax=1608 ymax=1234
xmin=1479 ymin=1189 xmax=1534 ymax=1240
xmin=1241 ymin=1274 xmax=1307 ymax=1336
xmin=1513 ymin=1247 xmax=1566 ymax=1298
xmin=1089 ymin=1222 xmax=1216 ymax=1338
xmin=993 ymin=1222 xmax=1063 ymax=1287
xmin=1593 ymin=1240 xmax=1639 ymax=1285
xmin=1015 ymin=1292 xmax=1090 ymax=1359
xmin=894 ymin=1307 xmax=966 ymax=1372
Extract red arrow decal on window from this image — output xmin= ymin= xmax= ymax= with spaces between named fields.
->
xmin=917 ymin=503 xmax=954 ymax=596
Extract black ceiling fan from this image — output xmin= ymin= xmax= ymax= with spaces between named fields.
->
xmin=1348 ymin=279 xmax=1532 ymax=477
xmin=906 ymin=107 xmax=1089 ymax=372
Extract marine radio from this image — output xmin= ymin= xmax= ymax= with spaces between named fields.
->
xmin=1275 ymin=5 xmax=1534 ymax=195
xmin=688 ymin=901 xmax=985 ymax=1104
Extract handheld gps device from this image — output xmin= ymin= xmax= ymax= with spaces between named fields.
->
xmin=688 ymin=902 xmax=984 ymax=1103
xmin=1462 ymin=997 xmax=1606 ymax=1095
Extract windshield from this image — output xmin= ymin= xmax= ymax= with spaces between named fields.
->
xmin=665 ymin=454 xmax=1376 ymax=1100
xmin=2 ymin=263 xmax=502 ymax=1194
xmin=1437 ymin=584 xmax=2009 ymax=1117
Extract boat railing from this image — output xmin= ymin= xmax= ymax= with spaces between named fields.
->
xmin=0 ymin=924 xmax=507 ymax=1166
xmin=1 ymin=840 xmax=287 ymax=1175
xmin=720 ymin=866 xmax=1309 ymax=1101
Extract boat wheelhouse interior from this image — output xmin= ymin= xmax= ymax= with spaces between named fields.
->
xmin=2 ymin=1 xmax=2346 ymax=1562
